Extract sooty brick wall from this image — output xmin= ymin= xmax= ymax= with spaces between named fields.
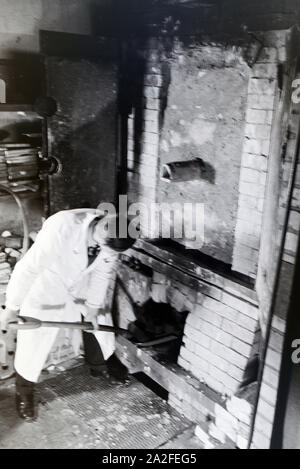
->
xmin=127 ymin=31 xmax=289 ymax=276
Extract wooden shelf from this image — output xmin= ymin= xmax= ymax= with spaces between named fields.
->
xmin=0 ymin=104 xmax=35 ymax=113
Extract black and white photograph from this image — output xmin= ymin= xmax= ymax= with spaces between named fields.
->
xmin=0 ymin=0 xmax=300 ymax=454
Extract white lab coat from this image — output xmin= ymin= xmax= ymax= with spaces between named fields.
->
xmin=5 ymin=209 xmax=119 ymax=382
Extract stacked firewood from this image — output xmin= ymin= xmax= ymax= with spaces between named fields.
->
xmin=0 ymin=144 xmax=40 ymax=193
xmin=0 ymin=250 xmax=11 ymax=307
xmin=0 ymin=233 xmax=23 ymax=379
xmin=0 ymin=231 xmax=23 ymax=307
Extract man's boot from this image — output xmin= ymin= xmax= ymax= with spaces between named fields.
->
xmin=15 ymin=372 xmax=36 ymax=421
xmin=82 ymin=331 xmax=129 ymax=384
xmin=106 ymin=354 xmax=129 ymax=384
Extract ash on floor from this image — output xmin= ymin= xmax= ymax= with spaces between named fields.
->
xmin=0 ymin=364 xmax=201 ymax=449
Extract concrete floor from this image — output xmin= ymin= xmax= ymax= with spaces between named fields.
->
xmin=0 ymin=363 xmax=203 ymax=449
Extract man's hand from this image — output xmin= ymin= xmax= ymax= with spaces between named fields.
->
xmin=0 ymin=307 xmax=19 ymax=333
xmin=85 ymin=306 xmax=106 ymax=330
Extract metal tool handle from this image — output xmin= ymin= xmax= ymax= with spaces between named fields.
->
xmin=7 ymin=317 xmax=179 ymax=347
xmin=42 ymin=321 xmax=128 ymax=335
xmin=8 ymin=316 xmax=129 ymax=335
xmin=136 ymin=334 xmax=179 ymax=348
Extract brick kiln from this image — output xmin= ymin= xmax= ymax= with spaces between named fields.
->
xmin=0 ymin=0 xmax=300 ymax=450
xmin=107 ymin=1 xmax=300 ymax=449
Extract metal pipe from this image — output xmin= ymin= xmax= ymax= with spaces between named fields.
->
xmin=161 ymin=159 xmax=205 ymax=182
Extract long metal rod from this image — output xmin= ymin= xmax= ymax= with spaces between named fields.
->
xmin=8 ymin=317 xmax=128 ymax=335
xmin=40 ymin=321 xmax=128 ymax=334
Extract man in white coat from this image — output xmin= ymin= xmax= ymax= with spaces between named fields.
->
xmin=0 ymin=208 xmax=135 ymax=421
